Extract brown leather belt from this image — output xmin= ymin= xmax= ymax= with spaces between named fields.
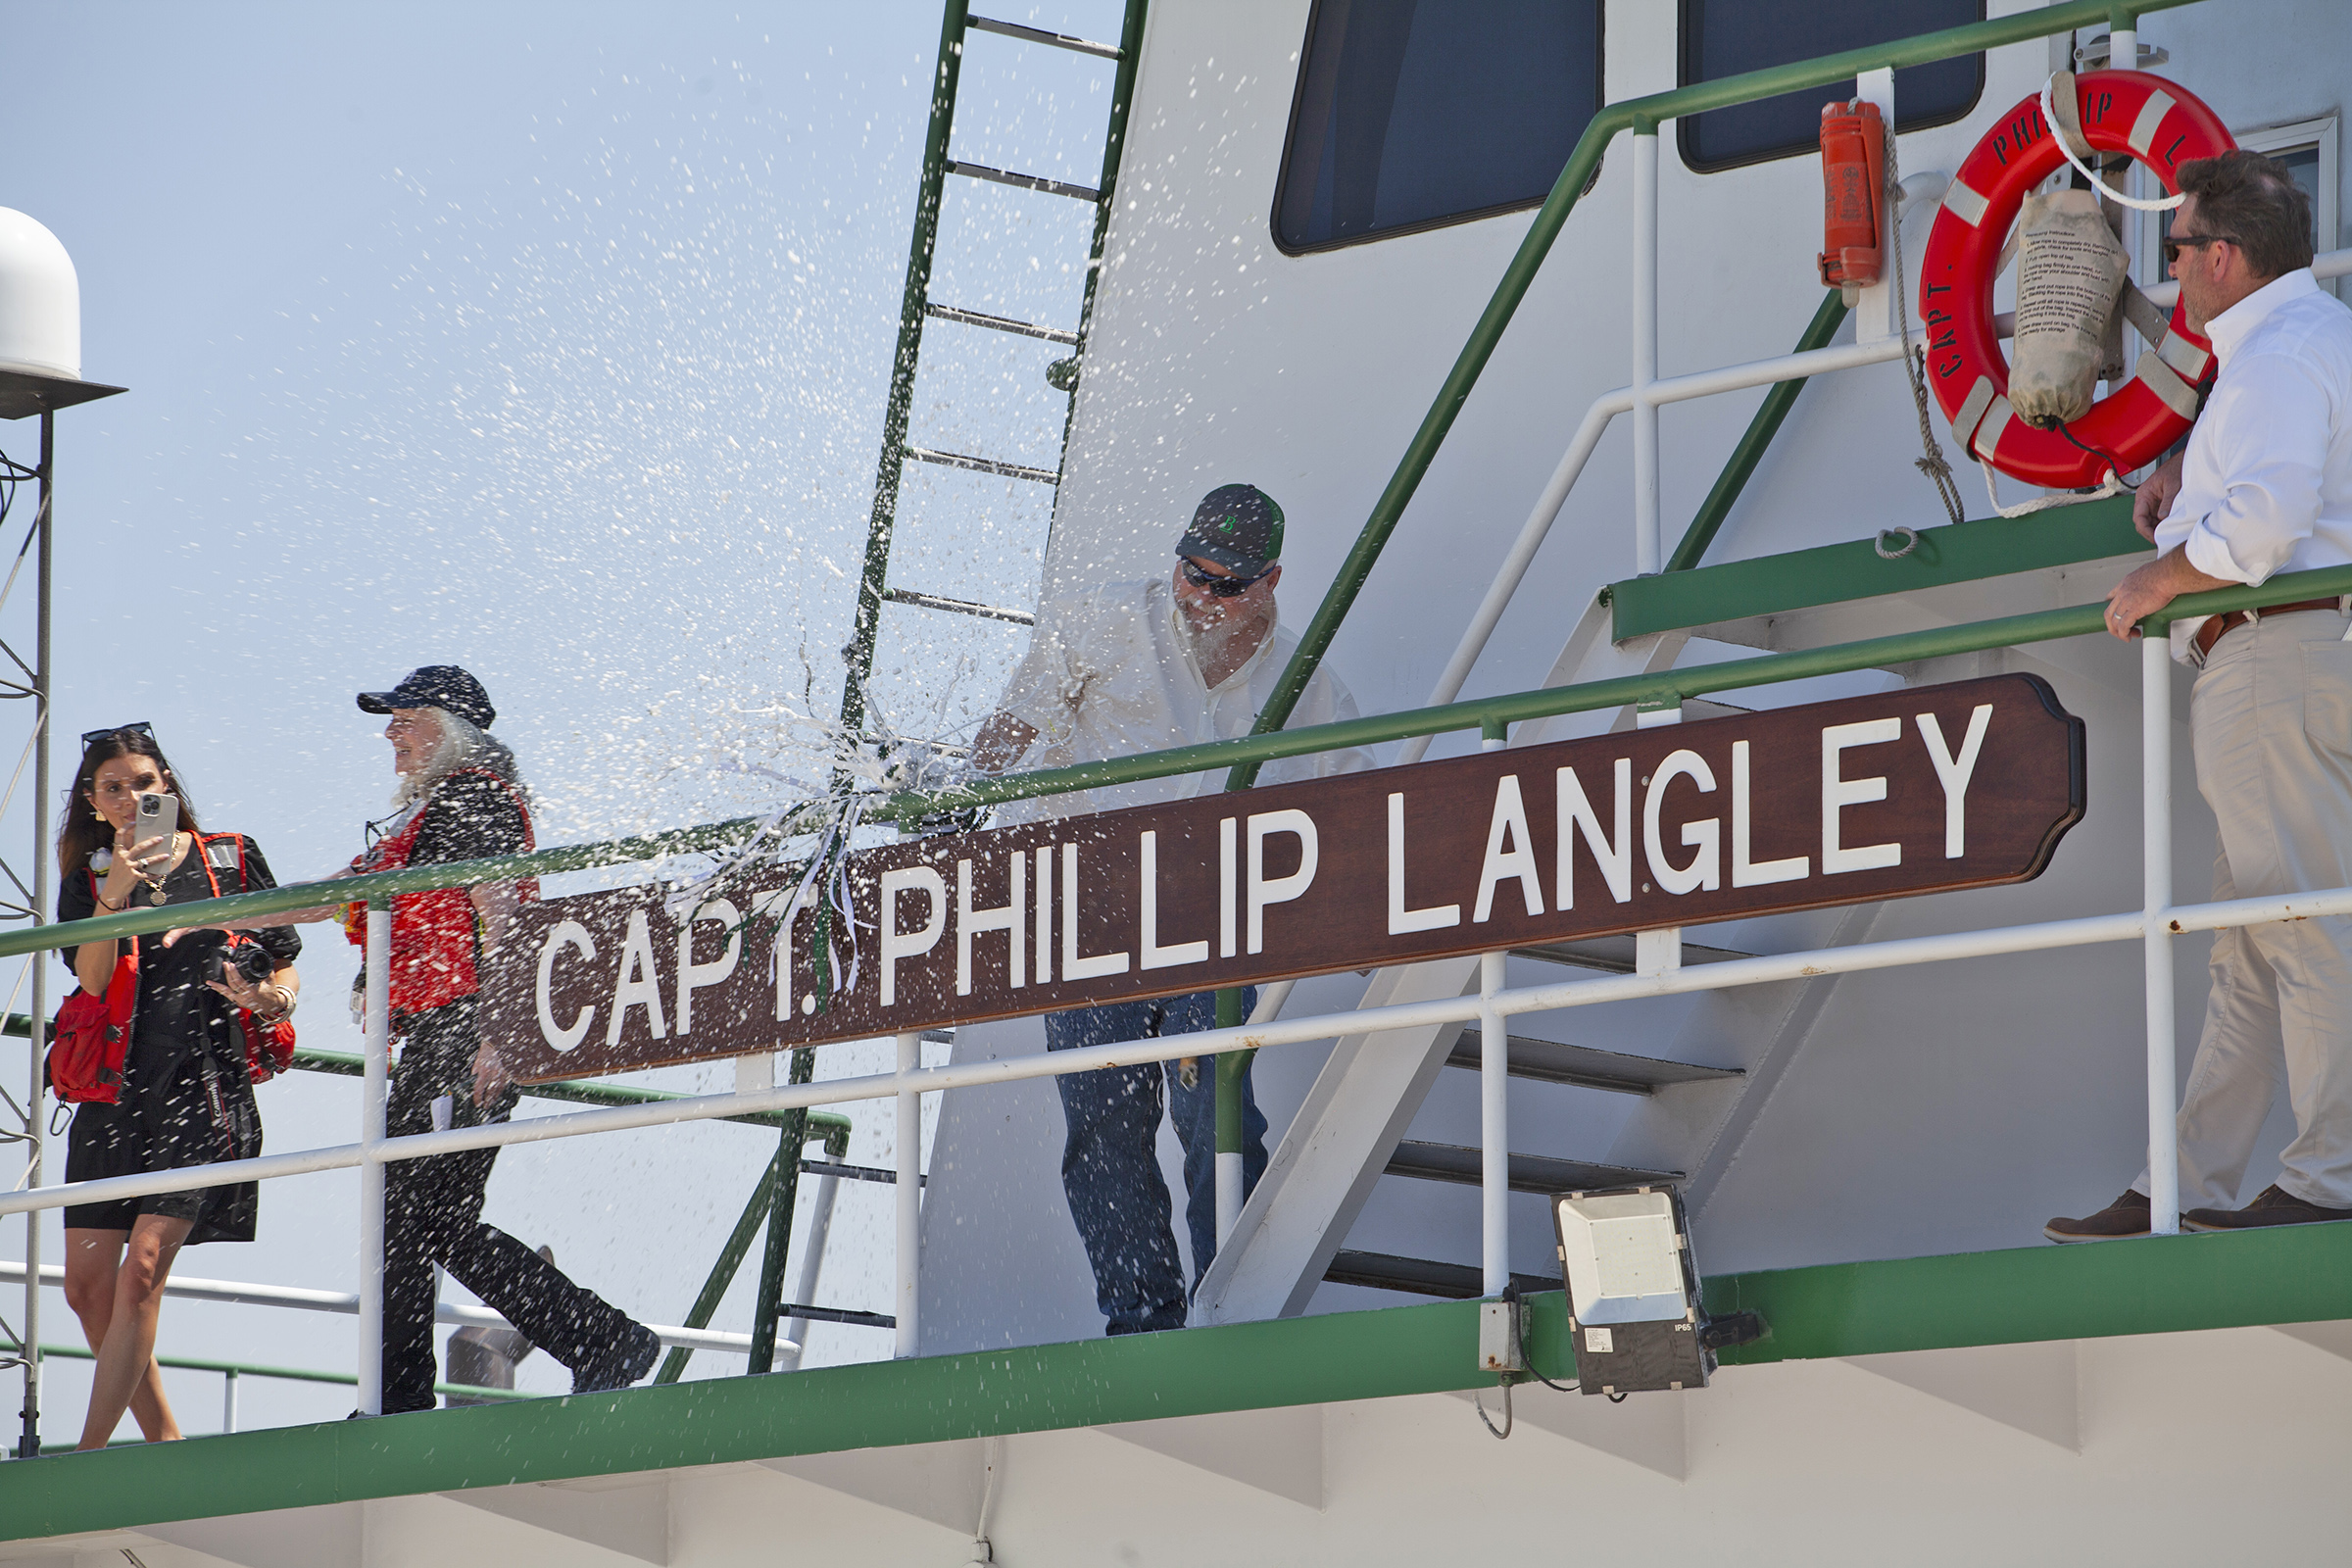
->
xmin=2191 ymin=597 xmax=2346 ymax=661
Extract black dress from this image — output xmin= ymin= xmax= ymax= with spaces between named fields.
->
xmin=58 ymin=837 xmax=302 ymax=1243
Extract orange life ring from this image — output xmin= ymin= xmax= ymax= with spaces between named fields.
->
xmin=1921 ymin=72 xmax=2236 ymax=490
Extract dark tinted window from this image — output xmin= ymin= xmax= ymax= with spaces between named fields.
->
xmin=1273 ymin=0 xmax=1604 ymax=254
xmin=2273 ymin=145 xmax=2325 ymax=250
xmin=1678 ymin=0 xmax=1984 ymax=174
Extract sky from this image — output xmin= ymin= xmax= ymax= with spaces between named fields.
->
xmin=2 ymin=0 xmax=1126 ymax=1445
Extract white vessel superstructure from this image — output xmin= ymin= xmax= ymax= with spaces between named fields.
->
xmin=3 ymin=2 xmax=2350 ymax=1562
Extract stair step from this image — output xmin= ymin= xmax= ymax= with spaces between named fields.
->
xmin=1384 ymin=1141 xmax=1681 ymax=1195
xmin=924 ymin=301 xmax=1080 ymax=346
xmin=781 ymin=1304 xmax=896 ymax=1330
xmin=799 ymin=1160 xmax=925 ymax=1189
xmin=1323 ymin=1250 xmax=1555 ymax=1300
xmin=904 ymin=444 xmax=1061 ymax=485
xmin=947 ymin=159 xmax=1102 ymax=204
xmin=884 ymin=586 xmax=1037 ymax=625
xmin=1510 ymin=934 xmax=1752 ymax=974
xmin=967 ymin=14 xmax=1123 ymax=61
xmin=1447 ymin=1028 xmax=1742 ymax=1095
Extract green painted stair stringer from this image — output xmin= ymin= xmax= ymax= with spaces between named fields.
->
xmin=3 ymin=1223 xmax=2344 ymax=1540
xmin=1611 ymin=493 xmax=2151 ymax=644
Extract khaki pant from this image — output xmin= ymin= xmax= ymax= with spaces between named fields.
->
xmin=2136 ymin=607 xmax=2352 ymax=1209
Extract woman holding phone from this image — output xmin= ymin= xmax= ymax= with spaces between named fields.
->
xmin=55 ymin=724 xmax=301 ymax=1449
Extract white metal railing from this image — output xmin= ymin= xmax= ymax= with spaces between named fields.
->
xmin=10 ymin=874 xmax=2352 ymax=1396
xmin=0 ymin=1261 xmax=760 ymax=1356
xmin=1399 ymin=241 xmax=2352 ymax=774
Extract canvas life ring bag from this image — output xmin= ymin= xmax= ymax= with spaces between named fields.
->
xmin=1921 ymin=71 xmax=2236 ymax=489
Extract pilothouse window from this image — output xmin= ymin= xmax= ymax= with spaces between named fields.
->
xmin=1272 ymin=0 xmax=1604 ymax=255
xmin=1677 ymin=0 xmax=1984 ymax=174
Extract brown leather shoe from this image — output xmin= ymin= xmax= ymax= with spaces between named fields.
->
xmin=2043 ymin=1190 xmax=2151 ymax=1243
xmin=2181 ymin=1183 xmax=2352 ymax=1232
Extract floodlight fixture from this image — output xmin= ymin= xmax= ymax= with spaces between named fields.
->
xmin=1552 ymin=1185 xmax=1711 ymax=1396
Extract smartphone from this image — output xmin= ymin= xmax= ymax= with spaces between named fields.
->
xmin=131 ymin=791 xmax=179 ymax=859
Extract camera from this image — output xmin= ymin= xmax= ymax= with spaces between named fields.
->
xmin=206 ymin=943 xmax=276 ymax=989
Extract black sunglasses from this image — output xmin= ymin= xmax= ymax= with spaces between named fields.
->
xmin=80 ymin=721 xmax=155 ymax=749
xmin=2161 ymin=231 xmax=2240 ymax=265
xmin=1179 ymin=559 xmax=1273 ymax=598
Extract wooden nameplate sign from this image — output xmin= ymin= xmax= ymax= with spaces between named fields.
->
xmin=481 ymin=674 xmax=2084 ymax=1081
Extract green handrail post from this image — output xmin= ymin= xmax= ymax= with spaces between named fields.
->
xmin=839 ymin=0 xmax=973 ymax=738
xmin=653 ymin=1144 xmax=782 ymax=1386
xmin=657 ymin=1055 xmax=847 ymax=1385
xmin=749 ymin=1047 xmax=818 ymax=1374
xmin=285 ymin=1047 xmax=850 ymax=1141
xmin=1665 ymin=289 xmax=1851 ymax=574
xmin=1212 ymin=988 xmax=1249 ymax=1210
xmin=1222 ymin=0 xmax=2202 ymax=791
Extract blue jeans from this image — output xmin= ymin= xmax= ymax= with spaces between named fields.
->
xmin=1045 ymin=988 xmax=1268 ymax=1334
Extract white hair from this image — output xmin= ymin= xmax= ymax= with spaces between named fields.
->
xmin=392 ymin=709 xmax=489 ymax=809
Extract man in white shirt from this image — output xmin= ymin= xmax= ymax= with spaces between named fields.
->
xmin=2050 ymin=151 xmax=2352 ymax=1241
xmin=972 ymin=484 xmax=1369 ymax=1332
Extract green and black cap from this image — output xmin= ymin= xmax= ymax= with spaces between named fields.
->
xmin=1175 ymin=483 xmax=1285 ymax=575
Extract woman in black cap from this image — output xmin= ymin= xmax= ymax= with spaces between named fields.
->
xmin=56 ymin=724 xmax=301 ymax=1448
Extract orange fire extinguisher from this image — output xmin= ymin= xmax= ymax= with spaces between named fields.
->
xmin=1818 ymin=99 xmax=1886 ymax=303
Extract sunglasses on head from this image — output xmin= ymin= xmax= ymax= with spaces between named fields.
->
xmin=80 ymin=721 xmax=155 ymax=749
xmin=1180 ymin=558 xmax=1273 ymax=598
xmin=2161 ymin=231 xmax=2240 ymax=265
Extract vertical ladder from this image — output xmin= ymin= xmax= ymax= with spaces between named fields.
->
xmin=836 ymin=1 xmax=1150 ymax=739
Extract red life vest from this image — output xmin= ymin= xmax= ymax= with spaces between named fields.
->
xmin=343 ymin=767 xmax=538 ymax=1015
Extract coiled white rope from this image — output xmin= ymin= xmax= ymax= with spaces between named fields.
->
xmin=2038 ymin=74 xmax=2185 ymax=212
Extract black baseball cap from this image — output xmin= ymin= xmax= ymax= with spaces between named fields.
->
xmin=1175 ymin=483 xmax=1286 ymax=575
xmin=357 ymin=665 xmax=497 ymax=729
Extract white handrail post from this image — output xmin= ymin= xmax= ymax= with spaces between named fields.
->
xmin=1478 ymin=721 xmax=1511 ymax=1297
xmin=1633 ymin=122 xmax=1662 ymax=576
xmin=778 ymin=1170 xmax=843 ymax=1372
xmin=2141 ymin=633 xmax=2180 ymax=1234
xmin=1479 ymin=950 xmax=1509 ymax=1298
xmin=357 ymin=905 xmax=392 ymax=1413
xmin=894 ymin=1029 xmax=921 ymax=1357
xmin=221 ymin=1367 xmax=239 ymax=1435
xmin=1215 ymin=1116 xmax=1244 ymax=1250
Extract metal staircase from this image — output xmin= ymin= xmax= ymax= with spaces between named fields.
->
xmin=1196 ymin=527 xmax=1920 ymax=1319
xmin=1309 ymin=934 xmax=1763 ymax=1303
xmin=835 ymin=1 xmax=1150 ymax=743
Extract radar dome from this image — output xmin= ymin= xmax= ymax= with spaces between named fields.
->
xmin=0 ymin=209 xmax=81 ymax=381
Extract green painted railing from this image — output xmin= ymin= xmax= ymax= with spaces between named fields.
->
xmin=1665 ymin=288 xmax=1851 ymax=574
xmin=1223 ymin=0 xmax=2203 ymax=788
xmin=5 ymin=560 xmax=2343 ymax=967
xmin=287 ymin=1047 xmax=851 ymax=1141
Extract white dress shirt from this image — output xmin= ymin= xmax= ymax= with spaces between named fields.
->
xmin=2153 ymin=269 xmax=2352 ymax=662
xmin=994 ymin=576 xmax=1372 ymax=822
